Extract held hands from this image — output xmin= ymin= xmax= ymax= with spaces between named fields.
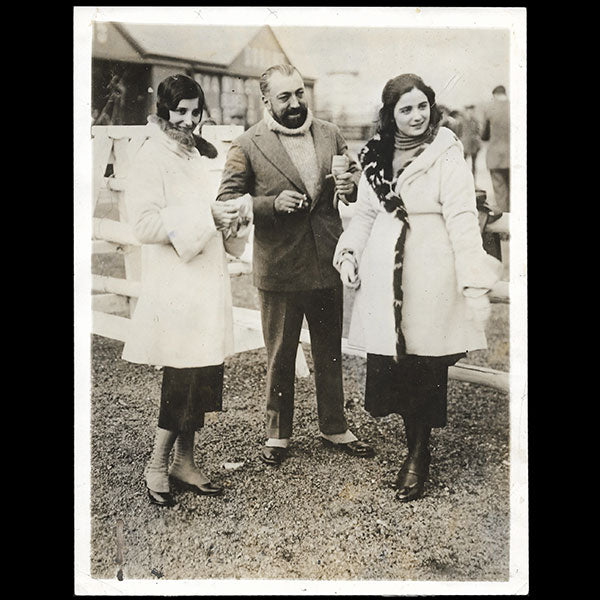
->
xmin=211 ymin=200 xmax=240 ymax=231
xmin=224 ymin=194 xmax=253 ymax=238
xmin=274 ymin=190 xmax=309 ymax=215
xmin=340 ymin=258 xmax=360 ymax=289
xmin=465 ymin=294 xmax=491 ymax=329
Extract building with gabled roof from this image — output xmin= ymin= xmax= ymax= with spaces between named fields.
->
xmin=92 ymin=22 xmax=316 ymax=127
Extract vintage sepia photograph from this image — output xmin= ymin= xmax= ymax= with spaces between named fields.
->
xmin=74 ymin=6 xmax=527 ymax=595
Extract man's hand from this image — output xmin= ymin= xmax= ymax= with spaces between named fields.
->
xmin=274 ymin=190 xmax=309 ymax=214
xmin=211 ymin=201 xmax=240 ymax=230
xmin=334 ymin=172 xmax=355 ymax=199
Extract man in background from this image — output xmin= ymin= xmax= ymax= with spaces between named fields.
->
xmin=460 ymin=104 xmax=482 ymax=183
xmin=481 ymin=85 xmax=510 ymax=214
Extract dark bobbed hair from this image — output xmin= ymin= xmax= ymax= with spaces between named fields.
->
xmin=373 ymin=74 xmax=441 ymax=179
xmin=259 ymin=64 xmax=301 ymax=97
xmin=376 ymin=73 xmax=441 ymax=139
xmin=156 ymin=74 xmax=205 ymax=121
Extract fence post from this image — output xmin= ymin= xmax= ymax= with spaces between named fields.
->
xmin=112 ymin=135 xmax=141 ymax=316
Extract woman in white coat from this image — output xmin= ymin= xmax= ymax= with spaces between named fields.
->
xmin=334 ymin=74 xmax=502 ymax=502
xmin=122 ymin=74 xmax=251 ymax=507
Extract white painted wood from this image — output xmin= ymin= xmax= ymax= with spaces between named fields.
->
xmin=341 ymin=336 xmax=508 ymax=392
xmin=91 ymin=274 xmax=141 ymax=297
xmin=92 ymin=311 xmax=131 ymax=343
xmin=227 ymin=261 xmax=253 ymax=276
xmin=92 ymin=293 xmax=130 ymax=314
xmin=490 ymin=280 xmax=509 ymax=304
xmin=295 ymin=343 xmax=310 ymax=378
xmin=92 ymin=240 xmax=129 ymax=255
xmin=449 ymin=363 xmax=509 ymax=393
xmin=92 ymin=218 xmax=140 ymax=246
xmin=90 ymin=127 xmax=510 ymax=393
xmin=231 ymin=322 xmax=266 ymax=354
xmin=92 ymin=125 xmax=147 ymax=140
xmin=92 ymin=135 xmax=114 ymax=210
xmin=486 ymin=212 xmax=509 ymax=235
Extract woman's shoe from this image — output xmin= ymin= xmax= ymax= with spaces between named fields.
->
xmin=146 ymin=485 xmax=176 ymax=507
xmin=394 ymin=451 xmax=430 ymax=503
xmin=170 ymin=476 xmax=223 ymax=497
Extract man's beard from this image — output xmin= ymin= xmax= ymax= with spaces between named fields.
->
xmin=274 ymin=105 xmax=308 ymax=129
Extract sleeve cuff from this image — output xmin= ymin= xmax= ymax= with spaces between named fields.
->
xmin=160 ymin=205 xmax=217 ymax=262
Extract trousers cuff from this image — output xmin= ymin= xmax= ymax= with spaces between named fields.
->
xmin=266 ymin=437 xmax=290 ymax=448
xmin=320 ymin=430 xmax=357 ymax=444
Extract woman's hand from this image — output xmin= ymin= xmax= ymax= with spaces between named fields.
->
xmin=211 ymin=201 xmax=240 ymax=231
xmin=340 ymin=258 xmax=360 ymax=289
xmin=465 ymin=294 xmax=491 ymax=329
xmin=334 ymin=172 xmax=355 ymax=198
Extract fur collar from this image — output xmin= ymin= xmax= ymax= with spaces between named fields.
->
xmin=147 ymin=116 xmax=198 ymax=158
xmin=357 ymin=125 xmax=462 ymax=220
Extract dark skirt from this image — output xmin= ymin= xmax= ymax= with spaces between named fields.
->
xmin=158 ymin=364 xmax=224 ymax=433
xmin=364 ymin=353 xmax=465 ymax=428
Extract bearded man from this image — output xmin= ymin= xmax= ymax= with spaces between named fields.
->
xmin=217 ymin=64 xmax=374 ymax=465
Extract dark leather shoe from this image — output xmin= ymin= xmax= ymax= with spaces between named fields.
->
xmin=170 ymin=477 xmax=224 ymax=497
xmin=260 ymin=445 xmax=288 ymax=466
xmin=146 ymin=486 xmax=176 ymax=507
xmin=395 ymin=452 xmax=430 ymax=502
xmin=322 ymin=438 xmax=375 ymax=458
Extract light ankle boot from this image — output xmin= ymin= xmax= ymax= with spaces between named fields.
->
xmin=145 ymin=427 xmax=177 ymax=507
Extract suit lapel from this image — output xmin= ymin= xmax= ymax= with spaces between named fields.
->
xmin=251 ymin=122 xmax=307 ymax=195
xmin=308 ymin=119 xmax=331 ymax=212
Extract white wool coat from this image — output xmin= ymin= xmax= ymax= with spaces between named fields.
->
xmin=121 ymin=124 xmax=247 ymax=368
xmin=335 ymin=127 xmax=503 ymax=357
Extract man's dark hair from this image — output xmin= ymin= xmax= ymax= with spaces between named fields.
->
xmin=259 ymin=64 xmax=300 ymax=97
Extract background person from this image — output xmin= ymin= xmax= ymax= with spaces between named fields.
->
xmin=481 ymin=85 xmax=510 ymax=214
xmin=121 ymin=74 xmax=251 ymax=507
xmin=438 ymin=104 xmax=461 ymax=136
xmin=460 ymin=104 xmax=482 ymax=182
xmin=334 ymin=73 xmax=503 ymax=502
xmin=217 ymin=64 xmax=374 ymax=466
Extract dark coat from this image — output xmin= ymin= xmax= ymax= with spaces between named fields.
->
xmin=216 ymin=117 xmax=361 ymax=291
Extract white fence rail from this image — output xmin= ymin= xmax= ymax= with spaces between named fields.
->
xmin=91 ymin=125 xmax=508 ymax=392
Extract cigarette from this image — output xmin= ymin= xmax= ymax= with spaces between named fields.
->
xmin=298 ymin=198 xmax=303 ymax=208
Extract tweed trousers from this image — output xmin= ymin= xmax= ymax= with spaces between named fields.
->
xmin=258 ymin=286 xmax=348 ymax=439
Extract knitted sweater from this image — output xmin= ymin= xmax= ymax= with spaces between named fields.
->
xmin=263 ymin=109 xmax=319 ymax=200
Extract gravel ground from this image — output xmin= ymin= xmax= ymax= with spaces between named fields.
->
xmin=88 ymin=274 xmax=510 ymax=583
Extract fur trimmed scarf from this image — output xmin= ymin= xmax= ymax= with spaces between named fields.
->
xmin=358 ymin=124 xmax=438 ymax=359
xmin=147 ymin=114 xmax=218 ymax=159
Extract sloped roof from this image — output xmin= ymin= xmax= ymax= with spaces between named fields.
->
xmin=118 ymin=23 xmax=262 ymax=67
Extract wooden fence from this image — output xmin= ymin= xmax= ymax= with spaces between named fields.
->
xmin=91 ymin=125 xmax=509 ymax=392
